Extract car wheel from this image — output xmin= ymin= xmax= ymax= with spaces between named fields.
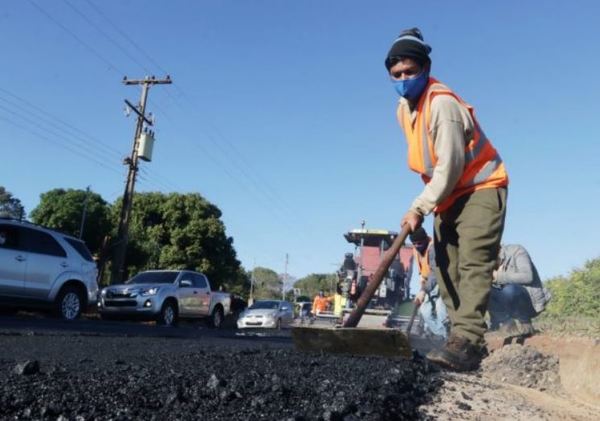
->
xmin=56 ymin=286 xmax=83 ymax=320
xmin=210 ymin=306 xmax=224 ymax=329
xmin=157 ymin=301 xmax=178 ymax=327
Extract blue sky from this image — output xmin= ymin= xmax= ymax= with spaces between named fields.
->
xmin=1 ymin=1 xmax=599 ymax=285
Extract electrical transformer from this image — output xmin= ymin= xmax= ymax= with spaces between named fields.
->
xmin=137 ymin=131 xmax=155 ymax=162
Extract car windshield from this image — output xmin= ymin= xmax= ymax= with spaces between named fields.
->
xmin=249 ymin=300 xmax=279 ymax=310
xmin=126 ymin=271 xmax=178 ymax=285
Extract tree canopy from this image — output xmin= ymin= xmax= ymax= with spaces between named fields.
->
xmin=112 ymin=192 xmax=246 ymax=292
xmin=293 ymin=273 xmax=338 ymax=299
xmin=251 ymin=266 xmax=283 ymax=300
xmin=30 ymin=188 xmax=111 ymax=254
xmin=0 ymin=186 xmax=25 ymax=220
xmin=28 ymin=188 xmax=250 ymax=295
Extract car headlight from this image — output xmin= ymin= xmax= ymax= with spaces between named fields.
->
xmin=140 ymin=287 xmax=160 ymax=296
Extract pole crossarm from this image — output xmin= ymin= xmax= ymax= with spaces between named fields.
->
xmin=124 ymin=99 xmax=153 ymax=126
xmin=123 ymin=75 xmax=172 ymax=86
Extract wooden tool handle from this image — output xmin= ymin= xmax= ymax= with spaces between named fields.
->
xmin=406 ymin=301 xmax=420 ymax=335
xmin=343 ymin=224 xmax=412 ymax=328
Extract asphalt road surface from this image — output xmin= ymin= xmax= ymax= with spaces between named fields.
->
xmin=0 ymin=312 xmax=441 ymax=420
xmin=0 ymin=312 xmax=293 ymax=346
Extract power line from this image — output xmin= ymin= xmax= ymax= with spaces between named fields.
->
xmin=63 ymin=0 xmax=154 ymax=75
xmin=139 ymin=167 xmax=180 ymax=192
xmin=83 ymin=0 xmax=190 ymax=109
xmin=0 ymin=103 xmax=174 ymax=195
xmin=0 ymin=92 xmax=121 ymax=162
xmin=0 ymin=114 xmax=124 ymax=177
xmin=30 ymin=0 xmax=318 ymax=263
xmin=189 ymin=136 xmax=309 ymax=243
xmin=28 ymin=0 xmax=125 ymax=74
xmin=0 ymin=89 xmax=178 ymax=193
xmin=29 ymin=0 xmax=174 ymax=120
xmin=210 ymin=125 xmax=297 ymax=214
xmin=76 ymin=0 xmax=304 ymax=224
xmin=44 ymin=0 xmax=301 ymax=229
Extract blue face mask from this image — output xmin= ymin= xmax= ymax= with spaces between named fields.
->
xmin=392 ymin=70 xmax=429 ymax=100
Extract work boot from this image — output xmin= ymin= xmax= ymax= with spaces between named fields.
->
xmin=425 ymin=333 xmax=486 ymax=372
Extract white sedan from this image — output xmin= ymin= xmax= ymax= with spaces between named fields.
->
xmin=237 ymin=300 xmax=294 ymax=329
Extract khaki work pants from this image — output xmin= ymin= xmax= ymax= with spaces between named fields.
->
xmin=433 ymin=187 xmax=507 ymax=346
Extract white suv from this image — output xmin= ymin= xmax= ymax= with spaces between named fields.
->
xmin=0 ymin=218 xmax=98 ymax=320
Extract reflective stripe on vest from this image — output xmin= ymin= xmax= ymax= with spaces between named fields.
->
xmin=399 ymin=78 xmax=508 ymax=212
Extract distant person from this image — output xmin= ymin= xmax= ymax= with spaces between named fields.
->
xmin=311 ymin=290 xmax=331 ymax=316
xmin=488 ymin=244 xmax=551 ymax=337
xmin=410 ymin=228 xmax=449 ymax=339
xmin=300 ymin=302 xmax=312 ymax=320
xmin=0 ymin=230 xmax=6 ymax=246
xmin=332 ymin=283 xmax=347 ymax=320
xmin=339 ymin=252 xmax=358 ymax=302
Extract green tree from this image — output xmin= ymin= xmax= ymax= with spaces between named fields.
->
xmin=0 ymin=186 xmax=25 ymax=219
xmin=112 ymin=192 xmax=246 ymax=292
xmin=544 ymin=258 xmax=600 ymax=319
xmin=30 ymin=188 xmax=112 ymax=254
xmin=294 ymin=273 xmax=338 ymax=300
xmin=224 ymin=267 xmax=251 ymax=298
xmin=251 ymin=266 xmax=282 ymax=300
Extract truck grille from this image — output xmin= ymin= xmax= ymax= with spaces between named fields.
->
xmin=106 ymin=291 xmax=136 ymax=299
xmin=104 ymin=300 xmax=137 ymax=307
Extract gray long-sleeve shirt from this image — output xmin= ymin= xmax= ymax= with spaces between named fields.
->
xmin=400 ymin=93 xmax=475 ymax=216
xmin=496 ymin=244 xmax=537 ymax=285
xmin=495 ymin=244 xmax=551 ymax=313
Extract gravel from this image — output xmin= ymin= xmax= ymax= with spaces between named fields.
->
xmin=481 ymin=343 xmax=561 ymax=392
xmin=0 ymin=333 xmax=443 ymax=420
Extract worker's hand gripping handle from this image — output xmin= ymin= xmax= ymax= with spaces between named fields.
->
xmin=343 ymin=224 xmax=412 ymax=328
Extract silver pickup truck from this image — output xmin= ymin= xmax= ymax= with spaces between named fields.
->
xmin=98 ymin=270 xmax=231 ymax=328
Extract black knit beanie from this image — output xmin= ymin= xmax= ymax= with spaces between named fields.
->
xmin=385 ymin=27 xmax=432 ymax=70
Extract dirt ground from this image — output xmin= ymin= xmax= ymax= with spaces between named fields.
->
xmin=417 ymin=334 xmax=599 ymax=420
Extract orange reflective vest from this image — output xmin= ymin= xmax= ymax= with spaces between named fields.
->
xmin=312 ymin=295 xmax=331 ymax=314
xmin=398 ymin=77 xmax=508 ymax=213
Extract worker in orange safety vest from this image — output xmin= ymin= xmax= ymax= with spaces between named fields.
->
xmin=311 ymin=290 xmax=332 ymax=316
xmin=385 ymin=27 xmax=508 ymax=371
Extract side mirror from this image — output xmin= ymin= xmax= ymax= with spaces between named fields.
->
xmin=180 ymin=279 xmax=192 ymax=288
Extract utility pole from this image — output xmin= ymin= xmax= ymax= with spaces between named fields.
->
xmin=282 ymin=253 xmax=289 ymax=301
xmin=79 ymin=185 xmax=91 ymax=239
xmin=249 ymin=261 xmax=256 ymax=306
xmin=111 ymin=75 xmax=171 ymax=284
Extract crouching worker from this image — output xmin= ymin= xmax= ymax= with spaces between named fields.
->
xmin=488 ymin=244 xmax=551 ymax=337
xmin=410 ymin=228 xmax=449 ymax=339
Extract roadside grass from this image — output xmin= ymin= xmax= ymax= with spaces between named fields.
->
xmin=535 ymin=315 xmax=600 ymax=338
